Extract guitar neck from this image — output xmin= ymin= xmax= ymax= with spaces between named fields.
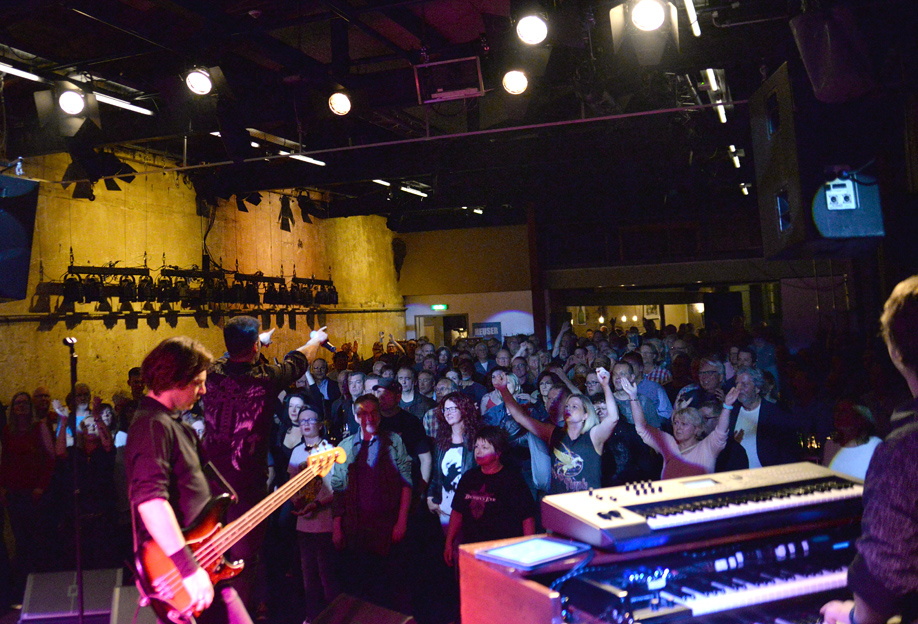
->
xmin=201 ymin=459 xmax=324 ymax=562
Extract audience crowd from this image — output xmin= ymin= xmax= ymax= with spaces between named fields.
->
xmin=0 ymin=315 xmax=909 ymax=623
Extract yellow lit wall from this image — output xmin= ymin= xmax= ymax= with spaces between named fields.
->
xmin=0 ymin=153 xmax=403 ymax=404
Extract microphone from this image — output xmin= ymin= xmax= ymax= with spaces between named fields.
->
xmin=310 ymin=330 xmax=336 ymax=353
xmin=63 ymin=337 xmax=77 ymax=346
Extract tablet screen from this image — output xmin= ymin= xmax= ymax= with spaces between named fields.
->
xmin=475 ymin=537 xmax=591 ymax=570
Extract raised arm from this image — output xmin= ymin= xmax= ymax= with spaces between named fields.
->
xmin=621 ymin=377 xmax=647 ymax=432
xmin=716 ymin=387 xmax=740 ymax=435
xmin=548 ymin=365 xmax=579 ymax=395
xmin=388 ymin=333 xmax=406 ymax=355
xmin=494 ymin=371 xmax=555 ymax=446
xmin=551 ymin=321 xmax=570 ymax=358
xmin=296 ymin=326 xmax=330 ymax=363
xmin=589 ymin=368 xmax=620 ymax=453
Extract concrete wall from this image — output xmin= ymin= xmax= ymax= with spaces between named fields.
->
xmin=0 ymin=153 xmax=402 ymax=404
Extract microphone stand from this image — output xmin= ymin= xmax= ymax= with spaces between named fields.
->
xmin=63 ymin=337 xmax=85 ymax=624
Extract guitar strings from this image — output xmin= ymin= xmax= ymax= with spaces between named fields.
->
xmin=150 ymin=452 xmax=338 ymax=602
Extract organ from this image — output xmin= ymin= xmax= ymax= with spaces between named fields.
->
xmin=459 ymin=463 xmax=862 ymax=624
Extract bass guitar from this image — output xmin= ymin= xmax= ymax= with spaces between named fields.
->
xmin=134 ymin=446 xmax=345 ymax=623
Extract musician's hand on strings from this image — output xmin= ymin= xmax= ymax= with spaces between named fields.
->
xmin=820 ymin=599 xmax=854 ymax=624
xmin=181 ymin=568 xmax=214 ymax=614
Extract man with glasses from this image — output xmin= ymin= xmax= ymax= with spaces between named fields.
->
xmin=675 ymin=356 xmax=727 ymax=409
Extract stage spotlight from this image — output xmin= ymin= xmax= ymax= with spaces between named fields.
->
xmin=328 ymin=92 xmax=351 ymax=116
xmin=236 ymin=196 xmax=249 ymax=212
xmin=185 ymin=68 xmax=213 ymax=95
xmin=632 ymin=0 xmax=666 ymax=30
xmin=58 ymin=90 xmax=86 ymax=115
xmin=516 ymin=15 xmax=548 ymax=44
xmin=245 ymin=192 xmax=262 ymax=206
xmin=502 ymin=71 xmax=528 ymax=95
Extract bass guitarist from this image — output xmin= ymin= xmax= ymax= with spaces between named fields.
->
xmin=125 ymin=336 xmax=228 ymax=622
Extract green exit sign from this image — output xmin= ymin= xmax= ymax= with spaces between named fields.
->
xmin=431 ymin=304 xmax=448 ymax=311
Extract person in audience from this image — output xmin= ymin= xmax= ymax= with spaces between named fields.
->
xmin=417 ymin=371 xmax=435 ymax=399
xmin=423 ymin=377 xmax=459 ymax=440
xmin=698 ymin=400 xmax=749 ymax=472
xmin=821 ymin=274 xmax=918 ymax=624
xmin=641 ymin=342 xmax=672 ymax=386
xmin=1 ymin=392 xmax=54 ymax=597
xmin=667 ymin=353 xmax=694 ymax=403
xmin=821 ymin=400 xmax=882 ymax=481
xmin=457 ymin=360 xmax=487 ymax=405
xmin=611 ymin=361 xmax=662 ymax=428
xmin=496 ymin=368 xmax=619 ymax=494
xmin=288 ymin=406 xmax=339 ymax=623
xmin=444 ymin=426 xmax=536 ymax=566
xmin=435 ymin=347 xmax=452 ymax=375
xmin=57 ymin=397 xmax=118 ymax=568
xmin=397 ymin=367 xmax=435 ymax=420
xmin=373 ymin=378 xmax=432 ymax=515
xmin=634 ymin=389 xmax=739 ymax=479
xmin=675 ymin=355 xmax=727 ymax=408
xmin=728 ymin=366 xmax=801 ymax=468
xmin=427 ymin=392 xmax=481 ymax=531
xmin=511 ymin=357 xmax=535 ymax=394
xmin=331 ymin=394 xmax=412 ymax=613
xmin=473 ymin=342 xmax=496 ymax=379
xmin=622 ymin=351 xmax=673 ymax=421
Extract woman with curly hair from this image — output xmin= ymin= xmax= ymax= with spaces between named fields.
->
xmin=427 ymin=391 xmax=482 ymax=530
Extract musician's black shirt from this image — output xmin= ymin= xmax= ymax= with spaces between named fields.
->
xmin=125 ymin=396 xmax=211 ymax=541
xmin=848 ymin=397 xmax=918 ymax=622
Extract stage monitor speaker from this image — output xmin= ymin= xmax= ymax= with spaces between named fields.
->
xmin=750 ymin=63 xmax=885 ymax=260
xmin=313 ymin=594 xmax=417 ymax=624
xmin=0 ymin=174 xmax=39 ymax=301
xmin=22 ymin=568 xmax=123 ymax=624
xmin=109 ymin=585 xmax=158 ymax=624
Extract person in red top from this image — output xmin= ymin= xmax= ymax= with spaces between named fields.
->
xmin=0 ymin=391 xmax=54 ymax=600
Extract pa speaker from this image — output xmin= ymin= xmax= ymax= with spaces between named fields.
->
xmin=21 ymin=568 xmax=123 ymax=624
xmin=313 ymin=594 xmax=417 ymax=624
xmin=749 ymin=63 xmax=885 ymax=259
xmin=109 ymin=585 xmax=158 ymax=624
xmin=0 ymin=175 xmax=39 ymax=301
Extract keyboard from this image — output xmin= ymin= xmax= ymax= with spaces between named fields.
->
xmin=541 ymin=463 xmax=863 ymax=550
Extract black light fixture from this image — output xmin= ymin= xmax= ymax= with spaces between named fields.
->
xmin=34 ymin=79 xmax=101 ymax=137
xmin=297 ymin=195 xmax=321 ymax=223
xmin=137 ymin=275 xmax=155 ymax=301
xmin=62 ymin=274 xmax=83 ymax=305
xmin=610 ymin=0 xmax=679 ymax=66
xmin=118 ymin=275 xmax=137 ymax=302
xmin=245 ymin=192 xmax=262 ymax=206
xmin=236 ymin=196 xmax=249 ymax=212
xmin=279 ymin=195 xmax=294 ymax=231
